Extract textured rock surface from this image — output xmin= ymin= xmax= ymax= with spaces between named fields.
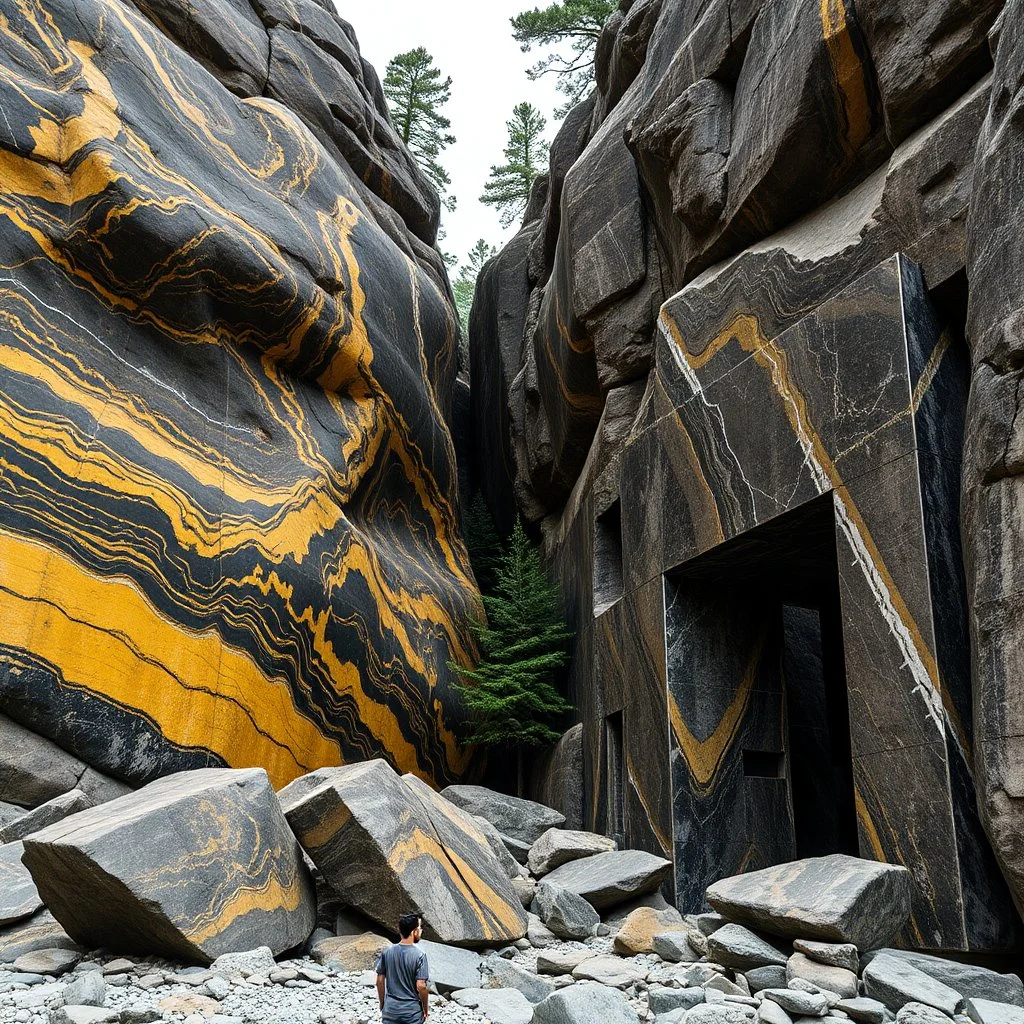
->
xmin=0 ymin=842 xmax=43 ymax=926
xmin=441 ymin=786 xmax=566 ymax=847
xmin=542 ymin=849 xmax=671 ymax=911
xmin=470 ymin=0 xmax=1024 ymax=952
xmin=21 ymin=768 xmax=315 ymax=961
xmin=532 ymin=981 xmax=640 ymax=1024
xmin=527 ymin=725 xmax=586 ymax=831
xmin=0 ymin=0 xmax=477 ymax=792
xmin=528 ymin=827 xmax=618 ymax=877
xmin=612 ymin=905 xmax=686 ymax=955
xmin=963 ymin=0 xmax=1024 ymax=924
xmin=531 ymin=882 xmax=600 ymax=940
xmin=706 ymin=856 xmax=911 ymax=950
xmin=863 ymin=953 xmax=964 ymax=1016
xmin=279 ymin=761 xmax=527 ymax=946
xmin=0 ymin=789 xmax=91 ymax=844
xmin=862 ymin=951 xmax=1023 ymax=1007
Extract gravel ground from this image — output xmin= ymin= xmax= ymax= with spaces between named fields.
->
xmin=0 ymin=935 xmax=644 ymax=1024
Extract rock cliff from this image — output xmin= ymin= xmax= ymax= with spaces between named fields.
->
xmin=0 ymin=0 xmax=477 ymax=791
xmin=472 ymin=0 xmax=1024 ymax=947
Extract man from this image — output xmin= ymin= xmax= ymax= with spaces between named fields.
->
xmin=376 ymin=912 xmax=430 ymax=1023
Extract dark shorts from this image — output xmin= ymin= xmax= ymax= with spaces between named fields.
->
xmin=382 ymin=1011 xmax=424 ymax=1024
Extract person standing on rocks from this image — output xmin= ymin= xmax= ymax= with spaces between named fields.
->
xmin=376 ymin=911 xmax=430 ymax=1022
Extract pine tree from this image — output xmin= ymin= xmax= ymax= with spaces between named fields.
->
xmin=463 ymin=492 xmax=504 ymax=593
xmin=480 ymin=103 xmax=549 ymax=228
xmin=452 ymin=520 xmax=573 ymax=776
xmin=453 ymin=239 xmax=497 ymax=335
xmin=512 ymin=0 xmax=616 ymax=114
xmin=384 ymin=47 xmax=457 ymax=211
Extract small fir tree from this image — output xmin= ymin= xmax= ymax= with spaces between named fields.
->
xmin=480 ymin=103 xmax=549 ymax=228
xmin=512 ymin=0 xmax=616 ymax=115
xmin=453 ymin=238 xmax=497 ymax=349
xmin=384 ymin=47 xmax=457 ymax=211
xmin=463 ymin=492 xmax=504 ymax=593
xmin=453 ymin=519 xmax=573 ymax=790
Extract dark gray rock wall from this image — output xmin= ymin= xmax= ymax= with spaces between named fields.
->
xmin=469 ymin=0 xmax=1024 ymax=947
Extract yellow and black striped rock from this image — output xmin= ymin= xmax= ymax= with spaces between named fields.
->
xmin=21 ymin=768 xmax=316 ymax=962
xmin=0 ymin=0 xmax=478 ymax=789
xmin=279 ymin=759 xmax=528 ymax=947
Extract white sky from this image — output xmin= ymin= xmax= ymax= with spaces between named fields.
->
xmin=335 ymin=0 xmax=566 ymax=270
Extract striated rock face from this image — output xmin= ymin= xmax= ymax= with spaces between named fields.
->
xmin=0 ymin=0 xmax=477 ymax=789
xmin=471 ymin=0 xmax=1024 ymax=951
xmin=21 ymin=768 xmax=316 ymax=962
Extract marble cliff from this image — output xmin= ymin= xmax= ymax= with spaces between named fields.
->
xmin=0 ymin=0 xmax=478 ymax=790
xmin=471 ymin=0 xmax=1024 ymax=952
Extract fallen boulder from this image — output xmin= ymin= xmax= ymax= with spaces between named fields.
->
xmin=452 ymin=987 xmax=533 ymax=1024
xmin=966 ymin=1000 xmax=1024 ymax=1024
xmin=310 ymin=932 xmax=388 ymax=971
xmin=613 ymin=905 xmax=687 ymax=955
xmin=416 ymin=939 xmax=482 ymax=993
xmin=482 ymin=952 xmax=556 ymax=1002
xmin=533 ymin=980 xmax=640 ymax=1022
xmin=0 ymin=908 xmax=79 ymax=960
xmin=542 ymin=849 xmax=671 ymax=911
xmin=863 ymin=952 xmax=963 ymax=1016
xmin=279 ymin=761 xmax=527 ymax=946
xmin=22 ymin=768 xmax=315 ymax=962
xmin=536 ymin=948 xmax=597 ymax=975
xmin=706 ymin=855 xmax=911 ymax=950
xmin=788 ymin=952 xmax=858 ymax=998
xmin=653 ymin=929 xmax=701 ymax=963
xmin=863 ymin=951 xmax=1024 ymax=1007
xmin=532 ymin=881 xmax=600 ymax=939
xmin=0 ymin=789 xmax=91 ymax=844
xmin=528 ymin=827 xmax=617 ymax=876
xmin=708 ymin=923 xmax=789 ymax=971
xmin=794 ymin=940 xmax=859 ymax=973
xmin=572 ymin=954 xmax=647 ymax=988
xmin=440 ymin=785 xmax=565 ymax=847
xmin=14 ymin=945 xmax=81 ymax=975
xmin=0 ymin=842 xmax=42 ymax=926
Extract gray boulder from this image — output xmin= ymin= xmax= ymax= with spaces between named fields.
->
xmin=0 ymin=842 xmax=42 ymax=926
xmin=473 ymin=815 xmax=527 ymax=879
xmin=763 ymin=989 xmax=830 ymax=1017
xmin=211 ymin=946 xmax=277 ymax=977
xmin=572 ymin=954 xmax=647 ymax=988
xmin=543 ymin=849 xmax=671 ymax=911
xmin=417 ymin=940 xmax=482 ymax=994
xmin=64 ymin=970 xmax=107 ymax=1007
xmin=532 ymin=882 xmax=600 ymax=940
xmin=746 ymin=967 xmax=790 ymax=993
xmin=863 ymin=953 xmax=963 ymax=1016
xmin=532 ymin=980 xmax=640 ymax=1023
xmin=653 ymin=930 xmax=700 ymax=963
xmin=835 ymin=998 xmax=894 ymax=1024
xmin=528 ymin=827 xmax=617 ymax=876
xmin=452 ymin=987 xmax=533 ymax=1024
xmin=481 ymin=952 xmax=556 ymax=1003
xmin=23 ymin=768 xmax=315 ymax=962
xmin=0 ymin=801 xmax=25 ymax=829
xmin=863 ymin=952 xmax=1023 ymax=1007
xmin=279 ymin=762 xmax=527 ymax=946
xmin=965 ymin=1000 xmax=1024 ymax=1024
xmin=0 ymin=909 xmax=78 ymax=961
xmin=896 ymin=1003 xmax=956 ymax=1024
xmin=0 ymin=789 xmax=91 ymax=844
xmin=50 ymin=1010 xmax=115 ymax=1024
xmin=706 ymin=855 xmax=911 ymax=950
xmin=684 ymin=1005 xmax=757 ymax=1024
xmin=758 ymin=1001 xmax=795 ymax=1024
xmin=707 ymin=923 xmax=789 ymax=971
xmin=649 ymin=986 xmax=705 ymax=1014
xmin=788 ymin=953 xmax=858 ymax=998
xmin=536 ymin=948 xmax=596 ymax=975
xmin=14 ymin=945 xmax=81 ymax=975
xmin=440 ymin=785 xmax=565 ymax=847
xmin=527 ymin=913 xmax=558 ymax=948
xmin=794 ymin=941 xmax=859 ymax=973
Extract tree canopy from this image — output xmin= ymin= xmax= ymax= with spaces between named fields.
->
xmin=480 ymin=103 xmax=549 ymax=228
xmin=384 ymin=47 xmax=457 ymax=211
xmin=454 ymin=239 xmax=497 ymax=338
xmin=453 ymin=518 xmax=573 ymax=749
xmin=512 ymin=0 xmax=617 ymax=113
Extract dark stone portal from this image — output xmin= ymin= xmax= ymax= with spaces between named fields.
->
xmin=591 ymin=254 xmax=1022 ymax=952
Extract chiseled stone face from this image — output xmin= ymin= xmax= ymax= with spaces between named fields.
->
xmin=0 ymin=0 xmax=475 ymax=791
xmin=279 ymin=760 xmax=528 ymax=947
xmin=21 ymin=768 xmax=316 ymax=962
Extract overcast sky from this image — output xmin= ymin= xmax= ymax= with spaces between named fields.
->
xmin=338 ymin=0 xmax=566 ymax=270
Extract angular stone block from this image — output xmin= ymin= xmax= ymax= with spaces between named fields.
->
xmin=528 ymin=827 xmax=617 ymax=876
xmin=532 ymin=981 xmax=640 ymax=1024
xmin=708 ymin=923 xmax=789 ymax=971
xmin=706 ymin=855 xmax=911 ymax=949
xmin=863 ymin=953 xmax=964 ymax=1015
xmin=22 ymin=768 xmax=315 ymax=962
xmin=542 ymin=849 xmax=671 ymax=912
xmin=531 ymin=882 xmax=599 ymax=940
xmin=0 ymin=842 xmax=42 ymax=927
xmin=0 ymin=789 xmax=91 ymax=844
xmin=280 ymin=761 xmax=527 ymax=946
xmin=440 ymin=785 xmax=565 ymax=847
xmin=0 ymin=909 xmax=78 ymax=961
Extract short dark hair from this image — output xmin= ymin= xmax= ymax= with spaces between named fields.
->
xmin=398 ymin=912 xmax=422 ymax=938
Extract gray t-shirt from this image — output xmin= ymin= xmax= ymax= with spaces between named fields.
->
xmin=375 ymin=942 xmax=429 ymax=1022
